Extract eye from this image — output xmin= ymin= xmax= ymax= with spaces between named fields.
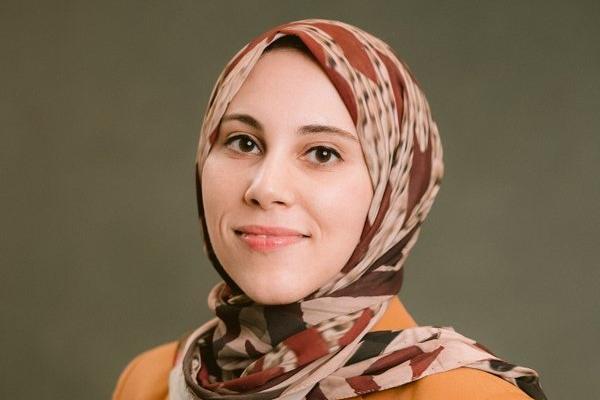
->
xmin=305 ymin=146 xmax=342 ymax=166
xmin=224 ymin=134 xmax=260 ymax=154
xmin=223 ymin=134 xmax=343 ymax=167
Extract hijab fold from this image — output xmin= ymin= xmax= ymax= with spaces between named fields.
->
xmin=169 ymin=19 xmax=546 ymax=400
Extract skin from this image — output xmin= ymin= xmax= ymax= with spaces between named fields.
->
xmin=201 ymin=48 xmax=373 ymax=305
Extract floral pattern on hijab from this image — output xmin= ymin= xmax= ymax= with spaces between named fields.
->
xmin=169 ymin=19 xmax=546 ymax=400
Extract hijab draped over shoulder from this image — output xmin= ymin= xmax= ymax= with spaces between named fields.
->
xmin=169 ymin=18 xmax=546 ymax=400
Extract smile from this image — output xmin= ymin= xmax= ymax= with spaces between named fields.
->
xmin=234 ymin=230 xmax=308 ymax=253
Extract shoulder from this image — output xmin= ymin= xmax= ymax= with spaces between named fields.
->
xmin=361 ymin=367 xmax=534 ymax=400
xmin=112 ymin=347 xmax=534 ymax=400
xmin=112 ymin=341 xmax=179 ymax=400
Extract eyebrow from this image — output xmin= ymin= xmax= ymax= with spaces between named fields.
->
xmin=220 ymin=113 xmax=359 ymax=142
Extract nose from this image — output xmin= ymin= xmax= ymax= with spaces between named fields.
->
xmin=243 ymin=153 xmax=295 ymax=210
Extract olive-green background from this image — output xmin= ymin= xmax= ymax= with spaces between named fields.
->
xmin=2 ymin=1 xmax=598 ymax=399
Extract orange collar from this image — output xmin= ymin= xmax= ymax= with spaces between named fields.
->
xmin=369 ymin=296 xmax=418 ymax=331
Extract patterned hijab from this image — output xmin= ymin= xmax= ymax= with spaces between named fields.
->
xmin=169 ymin=19 xmax=546 ymax=400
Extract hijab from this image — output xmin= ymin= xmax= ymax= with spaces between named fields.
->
xmin=169 ymin=19 xmax=546 ymax=400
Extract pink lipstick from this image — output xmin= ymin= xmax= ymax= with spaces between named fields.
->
xmin=234 ymin=225 xmax=309 ymax=253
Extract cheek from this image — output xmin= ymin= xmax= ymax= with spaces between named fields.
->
xmin=200 ymin=156 xmax=239 ymax=231
xmin=315 ymin=170 xmax=372 ymax=236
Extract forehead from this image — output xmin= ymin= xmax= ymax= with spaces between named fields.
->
xmin=223 ymin=49 xmax=356 ymax=133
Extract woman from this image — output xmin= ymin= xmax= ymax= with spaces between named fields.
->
xmin=113 ymin=19 xmax=546 ymax=400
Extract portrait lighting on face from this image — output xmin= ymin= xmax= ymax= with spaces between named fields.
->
xmin=201 ymin=44 xmax=373 ymax=305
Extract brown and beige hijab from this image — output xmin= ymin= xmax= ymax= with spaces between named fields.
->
xmin=169 ymin=19 xmax=546 ymax=400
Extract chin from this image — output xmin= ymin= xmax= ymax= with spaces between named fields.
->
xmin=242 ymin=284 xmax=308 ymax=305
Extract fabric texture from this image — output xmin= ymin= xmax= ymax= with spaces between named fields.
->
xmin=170 ymin=18 xmax=546 ymax=400
xmin=112 ymin=298 xmax=536 ymax=400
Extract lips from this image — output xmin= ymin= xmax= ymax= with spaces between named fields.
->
xmin=234 ymin=225 xmax=310 ymax=237
xmin=234 ymin=225 xmax=310 ymax=253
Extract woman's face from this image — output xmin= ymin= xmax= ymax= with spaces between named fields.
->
xmin=201 ymin=48 xmax=373 ymax=304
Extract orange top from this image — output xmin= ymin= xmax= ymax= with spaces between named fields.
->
xmin=112 ymin=297 xmax=533 ymax=400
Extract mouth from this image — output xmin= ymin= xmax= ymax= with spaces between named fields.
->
xmin=234 ymin=225 xmax=310 ymax=237
xmin=234 ymin=230 xmax=310 ymax=238
xmin=233 ymin=227 xmax=310 ymax=253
